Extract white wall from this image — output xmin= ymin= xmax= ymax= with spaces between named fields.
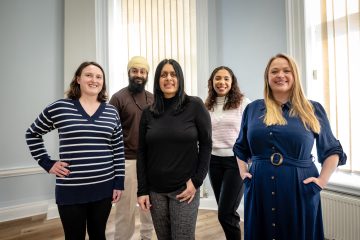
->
xmin=205 ymin=0 xmax=287 ymax=101
xmin=0 ymin=0 xmax=64 ymax=169
xmin=200 ymin=0 xmax=287 ymax=207
xmin=0 ymin=0 xmax=103 ymax=221
xmin=0 ymin=0 xmax=63 ymax=217
xmin=64 ymin=0 xmax=97 ymax=89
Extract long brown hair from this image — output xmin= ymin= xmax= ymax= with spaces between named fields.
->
xmin=66 ymin=61 xmax=108 ymax=102
xmin=205 ymin=66 xmax=244 ymax=111
xmin=263 ymin=53 xmax=320 ymax=133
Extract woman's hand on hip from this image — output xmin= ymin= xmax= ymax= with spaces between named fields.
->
xmin=237 ymin=158 xmax=251 ymax=181
xmin=240 ymin=171 xmax=252 ymax=181
xmin=176 ymin=179 xmax=196 ymax=204
xmin=49 ymin=161 xmax=70 ymax=177
xmin=303 ymin=177 xmax=325 ymax=189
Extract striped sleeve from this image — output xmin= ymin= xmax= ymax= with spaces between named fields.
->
xmin=109 ymin=106 xmax=125 ymax=190
xmin=25 ymin=103 xmax=56 ymax=172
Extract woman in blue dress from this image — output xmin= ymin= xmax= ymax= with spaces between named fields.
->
xmin=233 ymin=53 xmax=347 ymax=240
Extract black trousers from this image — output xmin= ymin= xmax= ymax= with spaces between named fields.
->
xmin=57 ymin=197 xmax=112 ymax=240
xmin=209 ymin=155 xmax=244 ymax=240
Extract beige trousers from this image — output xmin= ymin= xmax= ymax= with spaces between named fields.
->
xmin=114 ymin=160 xmax=153 ymax=240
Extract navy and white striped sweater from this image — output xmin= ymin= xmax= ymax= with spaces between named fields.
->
xmin=25 ymin=99 xmax=125 ymax=205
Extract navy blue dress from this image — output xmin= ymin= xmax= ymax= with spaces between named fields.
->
xmin=233 ymin=99 xmax=346 ymax=240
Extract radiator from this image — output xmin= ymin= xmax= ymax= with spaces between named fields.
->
xmin=321 ymin=190 xmax=360 ymax=240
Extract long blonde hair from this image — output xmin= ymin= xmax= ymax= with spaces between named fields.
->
xmin=263 ymin=53 xmax=320 ymax=133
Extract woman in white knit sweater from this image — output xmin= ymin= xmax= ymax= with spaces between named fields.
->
xmin=205 ymin=66 xmax=250 ymax=240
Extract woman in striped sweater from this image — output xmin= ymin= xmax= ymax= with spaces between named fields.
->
xmin=205 ymin=66 xmax=250 ymax=240
xmin=25 ymin=62 xmax=125 ymax=240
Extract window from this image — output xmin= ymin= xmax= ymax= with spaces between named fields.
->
xmin=107 ymin=0 xmax=208 ymax=197
xmin=108 ymin=0 xmax=198 ymax=97
xmin=304 ymin=0 xmax=360 ymax=173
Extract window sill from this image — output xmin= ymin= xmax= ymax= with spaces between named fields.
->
xmin=325 ymin=171 xmax=360 ymax=197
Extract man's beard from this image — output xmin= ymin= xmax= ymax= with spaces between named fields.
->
xmin=128 ymin=76 xmax=147 ymax=93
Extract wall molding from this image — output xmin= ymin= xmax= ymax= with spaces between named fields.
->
xmin=0 ymin=200 xmax=49 ymax=222
xmin=0 ymin=166 xmax=44 ymax=179
xmin=200 ymin=196 xmax=244 ymax=221
xmin=46 ymin=199 xmax=60 ymax=220
xmin=199 ymin=196 xmax=217 ymax=211
xmin=0 ymin=199 xmax=59 ymax=222
xmin=1 ymin=197 xmax=224 ymax=222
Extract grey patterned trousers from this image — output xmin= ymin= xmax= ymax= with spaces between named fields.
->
xmin=149 ymin=187 xmax=200 ymax=240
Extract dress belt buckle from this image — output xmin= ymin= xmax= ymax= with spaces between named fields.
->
xmin=270 ymin=153 xmax=283 ymax=166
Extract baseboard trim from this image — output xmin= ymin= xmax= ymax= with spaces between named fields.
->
xmin=46 ymin=200 xmax=59 ymax=220
xmin=199 ymin=196 xmax=218 ymax=210
xmin=1 ymin=197 xmax=242 ymax=222
xmin=0 ymin=201 xmax=48 ymax=222
xmin=199 ymin=196 xmax=244 ymax=221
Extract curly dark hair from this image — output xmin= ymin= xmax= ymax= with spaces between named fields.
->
xmin=66 ymin=61 xmax=108 ymax=102
xmin=205 ymin=66 xmax=244 ymax=111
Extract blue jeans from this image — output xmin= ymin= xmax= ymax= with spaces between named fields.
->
xmin=209 ymin=155 xmax=244 ymax=240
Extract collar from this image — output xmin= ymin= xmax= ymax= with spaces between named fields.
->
xmin=281 ymin=101 xmax=292 ymax=110
xmin=259 ymin=100 xmax=292 ymax=111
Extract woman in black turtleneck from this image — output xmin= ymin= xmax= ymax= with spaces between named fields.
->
xmin=136 ymin=59 xmax=212 ymax=240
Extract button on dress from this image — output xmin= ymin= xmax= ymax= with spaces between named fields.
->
xmin=233 ymin=99 xmax=347 ymax=240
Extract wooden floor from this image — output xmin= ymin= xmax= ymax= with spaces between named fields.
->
xmin=0 ymin=208 xmax=244 ymax=240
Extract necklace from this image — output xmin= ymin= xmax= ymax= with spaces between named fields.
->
xmin=131 ymin=91 xmax=149 ymax=111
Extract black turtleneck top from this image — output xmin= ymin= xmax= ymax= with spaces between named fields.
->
xmin=137 ymin=96 xmax=212 ymax=195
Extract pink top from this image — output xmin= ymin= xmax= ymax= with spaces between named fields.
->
xmin=209 ymin=96 xmax=251 ymax=156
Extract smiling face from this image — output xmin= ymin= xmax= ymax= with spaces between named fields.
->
xmin=267 ymin=57 xmax=294 ymax=102
xmin=212 ymin=69 xmax=232 ymax=97
xmin=128 ymin=67 xmax=148 ymax=93
xmin=77 ymin=64 xmax=104 ymax=98
xmin=159 ymin=63 xmax=179 ymax=98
